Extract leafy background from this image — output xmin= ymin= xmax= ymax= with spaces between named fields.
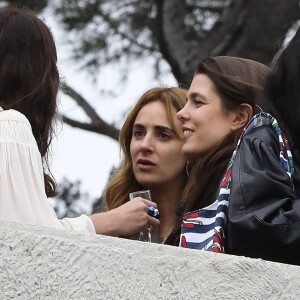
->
xmin=2 ymin=0 xmax=300 ymax=217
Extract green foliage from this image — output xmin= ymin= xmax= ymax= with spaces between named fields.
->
xmin=54 ymin=0 xmax=159 ymax=73
xmin=53 ymin=177 xmax=91 ymax=218
xmin=53 ymin=0 xmax=228 ymax=76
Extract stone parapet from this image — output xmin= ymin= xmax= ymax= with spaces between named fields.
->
xmin=0 ymin=220 xmax=299 ymax=299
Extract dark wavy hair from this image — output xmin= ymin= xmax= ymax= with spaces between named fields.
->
xmin=165 ymin=56 xmax=270 ymax=246
xmin=0 ymin=7 xmax=59 ymax=197
xmin=264 ymin=28 xmax=300 ymax=159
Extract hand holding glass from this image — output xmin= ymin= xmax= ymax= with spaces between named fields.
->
xmin=129 ymin=190 xmax=153 ymax=242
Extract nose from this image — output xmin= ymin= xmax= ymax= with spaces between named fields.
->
xmin=177 ymin=106 xmax=191 ymax=122
xmin=140 ymin=134 xmax=154 ymax=153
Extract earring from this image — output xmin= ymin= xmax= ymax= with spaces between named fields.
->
xmin=255 ymin=104 xmax=263 ymax=113
xmin=185 ymin=161 xmax=190 ymax=177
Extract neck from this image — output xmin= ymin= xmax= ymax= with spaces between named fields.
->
xmin=149 ymin=177 xmax=184 ymax=240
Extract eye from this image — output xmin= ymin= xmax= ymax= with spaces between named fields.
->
xmin=194 ymin=98 xmax=204 ymax=106
xmin=133 ymin=129 xmax=144 ymax=138
xmin=158 ymin=131 xmax=171 ymax=140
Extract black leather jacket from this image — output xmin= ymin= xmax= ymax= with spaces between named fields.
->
xmin=225 ymin=125 xmax=300 ymax=265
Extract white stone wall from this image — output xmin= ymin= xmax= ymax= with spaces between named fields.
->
xmin=0 ymin=220 xmax=300 ymax=299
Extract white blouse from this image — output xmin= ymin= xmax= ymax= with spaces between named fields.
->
xmin=0 ymin=108 xmax=95 ymax=233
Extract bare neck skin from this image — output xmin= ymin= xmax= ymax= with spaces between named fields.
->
xmin=150 ymin=176 xmax=185 ymax=239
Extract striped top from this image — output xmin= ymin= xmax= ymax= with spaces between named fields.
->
xmin=179 ymin=113 xmax=293 ymax=252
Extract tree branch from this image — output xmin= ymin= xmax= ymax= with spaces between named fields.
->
xmin=225 ymin=0 xmax=300 ymax=63
xmin=99 ymin=9 xmax=157 ymax=52
xmin=61 ymin=82 xmax=103 ymax=124
xmin=210 ymin=8 xmax=247 ymax=56
xmin=156 ymin=0 xmax=232 ymax=84
xmin=62 ymin=116 xmax=119 ymax=141
xmin=155 ymin=0 xmax=189 ymax=84
xmin=188 ymin=0 xmax=247 ymax=58
xmin=61 ymin=83 xmax=120 ymax=141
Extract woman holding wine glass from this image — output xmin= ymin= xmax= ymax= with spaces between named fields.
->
xmin=105 ymin=87 xmax=188 ymax=243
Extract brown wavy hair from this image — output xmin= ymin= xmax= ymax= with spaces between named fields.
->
xmin=165 ymin=56 xmax=270 ymax=246
xmin=0 ymin=7 xmax=59 ymax=197
xmin=106 ymin=87 xmax=187 ymax=210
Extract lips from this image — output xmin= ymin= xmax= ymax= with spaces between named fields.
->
xmin=182 ymin=126 xmax=194 ymax=138
xmin=137 ymin=159 xmax=156 ymax=170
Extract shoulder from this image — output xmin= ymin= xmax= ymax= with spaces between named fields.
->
xmin=0 ymin=109 xmax=31 ymax=127
xmin=0 ymin=109 xmax=36 ymax=146
xmin=242 ymin=125 xmax=279 ymax=152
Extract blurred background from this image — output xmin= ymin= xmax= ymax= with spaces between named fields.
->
xmin=2 ymin=0 xmax=300 ymax=217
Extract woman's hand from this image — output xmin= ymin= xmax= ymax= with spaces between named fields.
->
xmin=90 ymin=197 xmax=160 ymax=238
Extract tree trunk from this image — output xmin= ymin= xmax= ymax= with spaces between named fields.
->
xmin=61 ymin=0 xmax=300 ymax=139
xmin=160 ymin=0 xmax=300 ymax=85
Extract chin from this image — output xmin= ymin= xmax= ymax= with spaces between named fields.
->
xmin=182 ymin=146 xmax=199 ymax=160
xmin=136 ymin=179 xmax=158 ymax=189
xmin=135 ymin=176 xmax=152 ymax=187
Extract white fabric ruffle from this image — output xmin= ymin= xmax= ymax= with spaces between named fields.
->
xmin=0 ymin=109 xmax=95 ymax=233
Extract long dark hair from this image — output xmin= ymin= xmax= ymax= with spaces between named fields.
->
xmin=165 ymin=56 xmax=270 ymax=246
xmin=0 ymin=7 xmax=59 ymax=197
xmin=264 ymin=28 xmax=300 ymax=160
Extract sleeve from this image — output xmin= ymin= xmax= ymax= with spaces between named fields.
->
xmin=225 ymin=127 xmax=300 ymax=265
xmin=0 ymin=111 xmax=95 ymax=234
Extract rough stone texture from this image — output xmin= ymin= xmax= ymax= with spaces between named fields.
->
xmin=0 ymin=220 xmax=300 ymax=299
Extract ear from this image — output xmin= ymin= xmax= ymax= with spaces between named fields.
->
xmin=230 ymin=103 xmax=253 ymax=131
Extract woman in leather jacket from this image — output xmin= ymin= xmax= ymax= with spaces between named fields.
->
xmin=166 ymin=51 xmax=300 ymax=265
xmin=164 ymin=56 xmax=269 ymax=247
xmin=226 ymin=33 xmax=300 ymax=264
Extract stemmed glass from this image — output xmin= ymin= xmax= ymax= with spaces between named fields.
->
xmin=129 ymin=190 xmax=152 ymax=242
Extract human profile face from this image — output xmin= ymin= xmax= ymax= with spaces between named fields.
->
xmin=130 ymin=101 xmax=186 ymax=189
xmin=177 ymin=74 xmax=236 ymax=159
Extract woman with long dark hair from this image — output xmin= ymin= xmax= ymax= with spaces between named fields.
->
xmin=0 ymin=7 xmax=159 ymax=237
xmin=171 ymin=51 xmax=300 ymax=265
xmin=165 ymin=57 xmax=270 ymax=247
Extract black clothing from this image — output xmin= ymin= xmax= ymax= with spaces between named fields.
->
xmin=226 ymin=125 xmax=300 ymax=265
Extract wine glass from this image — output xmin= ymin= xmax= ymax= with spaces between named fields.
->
xmin=129 ymin=190 xmax=152 ymax=242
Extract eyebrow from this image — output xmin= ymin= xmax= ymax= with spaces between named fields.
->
xmin=133 ymin=123 xmax=175 ymax=133
xmin=188 ymin=92 xmax=208 ymax=101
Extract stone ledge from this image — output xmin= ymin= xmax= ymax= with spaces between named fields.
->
xmin=0 ymin=220 xmax=299 ymax=299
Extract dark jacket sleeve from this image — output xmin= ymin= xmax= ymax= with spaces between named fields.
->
xmin=225 ymin=126 xmax=300 ymax=265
